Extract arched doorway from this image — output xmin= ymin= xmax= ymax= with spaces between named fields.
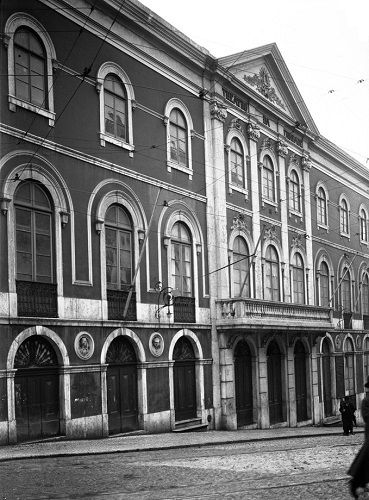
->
xmin=322 ymin=338 xmax=333 ymax=417
xmin=234 ymin=341 xmax=253 ymax=427
xmin=294 ymin=340 xmax=308 ymax=422
xmin=14 ymin=335 xmax=60 ymax=442
xmin=106 ymin=336 xmax=138 ymax=434
xmin=173 ymin=337 xmax=197 ymax=421
xmin=267 ymin=340 xmax=284 ymax=425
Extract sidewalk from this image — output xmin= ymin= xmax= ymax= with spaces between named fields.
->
xmin=0 ymin=426 xmax=364 ymax=462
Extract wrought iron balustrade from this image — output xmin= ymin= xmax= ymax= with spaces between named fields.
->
xmin=216 ymin=297 xmax=332 ymax=327
xmin=107 ymin=289 xmax=137 ymax=321
xmin=174 ymin=296 xmax=196 ymax=323
xmin=16 ymin=280 xmax=58 ymax=318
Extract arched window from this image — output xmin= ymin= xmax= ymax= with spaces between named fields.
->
xmin=264 ymin=245 xmax=280 ymax=301
xmin=15 ymin=181 xmax=53 ymax=283
xmin=230 ymin=138 xmax=245 ymax=189
xmin=344 ymin=338 xmax=355 ymax=395
xmin=319 ymin=261 xmax=330 ymax=307
xmin=5 ymin=14 xmax=56 ymax=124
xmin=104 ymin=74 xmax=127 ymax=142
xmin=233 ymin=236 xmax=250 ymax=297
xmin=262 ymin=156 xmax=275 ymax=202
xmin=341 ymin=267 xmax=351 ymax=313
xmin=289 ymin=170 xmax=301 ymax=213
xmin=317 ymin=187 xmax=327 ymax=226
xmin=105 ymin=205 xmax=133 ymax=291
xmin=292 ymin=253 xmax=305 ymax=304
xmin=340 ymin=198 xmax=349 ymax=235
xmin=360 ymin=209 xmax=368 ymax=242
xmin=171 ymin=222 xmax=192 ymax=297
xmin=364 ymin=338 xmax=369 ymax=379
xmin=362 ymin=273 xmax=369 ymax=316
xmin=169 ymin=108 xmax=187 ymax=168
xmin=14 ymin=28 xmax=46 ymax=107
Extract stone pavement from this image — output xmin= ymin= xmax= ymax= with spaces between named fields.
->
xmin=0 ymin=426 xmax=364 ymax=462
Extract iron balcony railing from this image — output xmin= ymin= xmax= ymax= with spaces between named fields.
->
xmin=16 ymin=280 xmax=58 ymax=318
xmin=216 ymin=297 xmax=332 ymax=328
xmin=107 ymin=289 xmax=137 ymax=321
xmin=174 ymin=296 xmax=196 ymax=323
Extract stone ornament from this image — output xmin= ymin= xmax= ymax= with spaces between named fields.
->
xmin=149 ymin=332 xmax=164 ymax=357
xmin=244 ymin=67 xmax=286 ymax=110
xmin=246 ymin=123 xmax=260 ymax=142
xmin=335 ymin=335 xmax=342 ymax=350
xmin=75 ymin=332 xmax=94 ymax=360
xmin=356 ymin=336 xmax=363 ymax=349
xmin=210 ymin=100 xmax=227 ymax=122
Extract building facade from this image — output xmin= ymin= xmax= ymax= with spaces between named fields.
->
xmin=0 ymin=0 xmax=368 ymax=444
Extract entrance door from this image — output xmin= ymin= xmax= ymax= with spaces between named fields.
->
xmin=106 ymin=337 xmax=138 ymax=434
xmin=14 ymin=336 xmax=60 ymax=442
xmin=173 ymin=337 xmax=197 ymax=421
xmin=294 ymin=340 xmax=308 ymax=422
xmin=322 ymin=339 xmax=333 ymax=417
xmin=267 ymin=340 xmax=284 ymax=425
xmin=234 ymin=341 xmax=253 ymax=427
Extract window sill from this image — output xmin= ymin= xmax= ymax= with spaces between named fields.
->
xmin=9 ymin=95 xmax=55 ymax=126
xmin=340 ymin=232 xmax=350 ymax=240
xmin=262 ymin=198 xmax=278 ymax=212
xmin=229 ymin=184 xmax=248 ymax=200
xmin=100 ymin=132 xmax=134 ymax=157
xmin=289 ymin=209 xmax=303 ymax=220
xmin=317 ymin=223 xmax=329 ymax=232
xmin=167 ymin=160 xmax=193 ymax=180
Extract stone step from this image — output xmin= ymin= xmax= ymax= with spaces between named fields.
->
xmin=173 ymin=418 xmax=208 ymax=432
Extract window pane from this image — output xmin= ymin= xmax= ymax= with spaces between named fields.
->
xmin=16 ymin=252 xmax=32 ymax=280
xmin=36 ymin=255 xmax=52 ymax=282
xmin=36 ymin=234 xmax=51 ymax=255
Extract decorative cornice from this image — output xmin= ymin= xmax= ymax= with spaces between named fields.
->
xmin=244 ymin=66 xmax=286 ymax=110
xmin=210 ymin=100 xmax=227 ymax=122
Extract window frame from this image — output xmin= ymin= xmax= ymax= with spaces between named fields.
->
xmin=170 ymin=221 xmax=193 ymax=297
xmin=359 ymin=205 xmax=368 ymax=244
xmin=344 ymin=337 xmax=355 ymax=396
xmin=288 ymin=168 xmax=302 ymax=216
xmin=339 ymin=194 xmax=350 ymax=238
xmin=316 ymin=183 xmax=329 ymax=230
xmin=226 ymin=130 xmax=249 ymax=199
xmin=5 ymin=13 xmax=56 ymax=125
xmin=232 ymin=235 xmax=251 ymax=298
xmin=263 ymin=244 xmax=281 ymax=302
xmin=261 ymin=154 xmax=278 ymax=207
xmin=291 ymin=251 xmax=305 ymax=304
xmin=164 ymin=98 xmax=194 ymax=179
xmin=318 ymin=260 xmax=330 ymax=308
xmin=96 ymin=62 xmax=135 ymax=155
xmin=362 ymin=272 xmax=369 ymax=316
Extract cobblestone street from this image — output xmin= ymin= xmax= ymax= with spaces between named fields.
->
xmin=0 ymin=434 xmax=365 ymax=499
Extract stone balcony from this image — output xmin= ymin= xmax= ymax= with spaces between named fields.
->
xmin=216 ymin=298 xmax=333 ymax=331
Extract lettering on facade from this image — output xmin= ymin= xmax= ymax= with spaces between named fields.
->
xmin=284 ymin=129 xmax=303 ymax=148
xmin=222 ymin=88 xmax=248 ymax=112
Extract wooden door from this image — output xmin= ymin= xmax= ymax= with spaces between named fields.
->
xmin=234 ymin=341 xmax=253 ymax=427
xmin=173 ymin=337 xmax=197 ymax=421
xmin=106 ymin=337 xmax=138 ymax=434
xmin=267 ymin=341 xmax=284 ymax=425
xmin=14 ymin=336 xmax=59 ymax=442
xmin=294 ymin=341 xmax=308 ymax=422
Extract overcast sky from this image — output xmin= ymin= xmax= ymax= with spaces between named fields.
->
xmin=141 ymin=0 xmax=369 ymax=166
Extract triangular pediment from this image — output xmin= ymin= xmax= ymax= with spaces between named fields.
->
xmin=218 ymin=44 xmax=319 ymax=135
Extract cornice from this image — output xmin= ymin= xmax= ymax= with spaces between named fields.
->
xmin=313 ymin=135 xmax=367 ymax=176
xmin=312 ymin=236 xmax=369 ymax=260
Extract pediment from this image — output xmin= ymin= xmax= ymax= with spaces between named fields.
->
xmin=219 ymin=44 xmax=319 ymax=135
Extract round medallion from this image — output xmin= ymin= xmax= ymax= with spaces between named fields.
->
xmin=335 ymin=335 xmax=342 ymax=350
xmin=74 ymin=332 xmax=94 ymax=360
xmin=149 ymin=332 xmax=164 ymax=357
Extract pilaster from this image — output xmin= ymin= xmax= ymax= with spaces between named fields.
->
xmin=277 ymin=137 xmax=290 ymax=302
xmin=302 ymin=151 xmax=314 ymax=304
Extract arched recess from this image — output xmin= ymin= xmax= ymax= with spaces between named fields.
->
xmin=293 ymin=338 xmax=309 ymax=422
xmin=93 ymin=181 xmax=148 ymax=314
xmin=1 ymin=154 xmax=72 ymax=315
xmin=6 ymin=326 xmax=70 ymax=442
xmin=4 ymin=12 xmax=56 ymax=125
xmin=225 ymin=128 xmax=249 ymax=197
xmin=266 ymin=338 xmax=286 ymax=425
xmin=290 ymin=246 xmax=308 ymax=305
xmin=228 ymin=226 xmax=255 ymax=298
xmin=233 ymin=338 xmax=256 ymax=427
xmin=358 ymin=261 xmax=369 ymax=321
xmin=168 ymin=329 xmax=205 ymax=425
xmin=259 ymin=149 xmax=279 ymax=207
xmin=101 ymin=328 xmax=146 ymax=433
xmin=261 ymin=237 xmax=284 ymax=302
xmin=160 ymin=202 xmax=205 ymax=312
xmin=320 ymin=336 xmax=334 ymax=418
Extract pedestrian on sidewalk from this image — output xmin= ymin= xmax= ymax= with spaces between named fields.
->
xmin=348 ymin=377 xmax=369 ymax=498
xmin=340 ymin=395 xmax=355 ymax=436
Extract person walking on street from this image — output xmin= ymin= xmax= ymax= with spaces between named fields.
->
xmin=340 ymin=395 xmax=355 ymax=436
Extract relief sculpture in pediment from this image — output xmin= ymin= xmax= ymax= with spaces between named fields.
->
xmin=244 ymin=67 xmax=286 ymax=110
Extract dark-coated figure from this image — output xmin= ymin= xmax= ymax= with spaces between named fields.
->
xmin=340 ymin=396 xmax=355 ymax=435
